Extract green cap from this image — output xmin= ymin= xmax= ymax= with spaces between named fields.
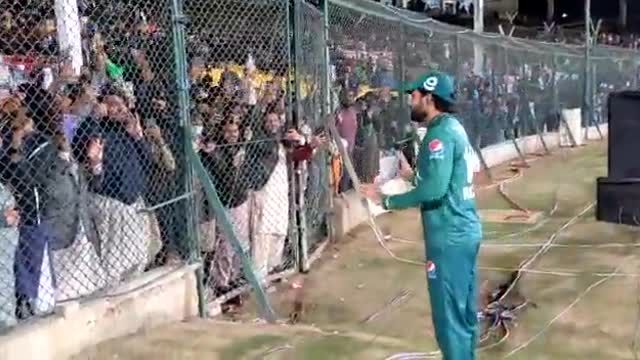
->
xmin=401 ymin=71 xmax=456 ymax=104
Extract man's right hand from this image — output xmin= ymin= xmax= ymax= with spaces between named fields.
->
xmin=10 ymin=128 xmax=25 ymax=148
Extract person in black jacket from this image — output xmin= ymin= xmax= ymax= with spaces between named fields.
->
xmin=3 ymin=87 xmax=104 ymax=318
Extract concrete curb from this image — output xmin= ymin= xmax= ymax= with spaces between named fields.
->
xmin=0 ymin=264 xmax=199 ymax=360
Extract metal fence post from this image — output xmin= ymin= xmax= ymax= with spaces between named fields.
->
xmin=552 ymin=55 xmax=560 ymax=118
xmin=189 ymin=150 xmax=277 ymax=323
xmin=284 ymin=0 xmax=297 ymax=269
xmin=319 ymin=0 xmax=335 ymax=245
xmin=290 ymin=0 xmax=306 ymax=272
xmin=168 ymin=0 xmax=204 ymax=318
xmin=584 ymin=0 xmax=594 ymax=140
xmin=591 ymin=61 xmax=598 ymax=126
xmin=583 ymin=2 xmax=603 ymax=141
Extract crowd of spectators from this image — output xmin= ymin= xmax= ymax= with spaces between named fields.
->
xmin=532 ymin=29 xmax=640 ymax=49
xmin=597 ymin=32 xmax=640 ymax=49
xmin=0 ymin=0 xmax=336 ymax=325
xmin=329 ymin=25 xmax=625 ymax=191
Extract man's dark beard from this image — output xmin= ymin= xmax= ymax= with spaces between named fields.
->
xmin=410 ymin=108 xmax=428 ymax=124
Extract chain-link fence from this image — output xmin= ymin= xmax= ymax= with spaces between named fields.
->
xmin=0 ymin=0 xmax=637 ymax=333
xmin=326 ymin=0 xmax=634 ymax=192
xmin=0 ymin=0 xmax=190 ymax=326
xmin=297 ymin=2 xmax=332 ymax=257
xmin=328 ymin=2 xmax=413 ymax=189
xmin=0 ymin=0 xmax=301 ymax=326
xmin=181 ymin=0 xmax=300 ymax=311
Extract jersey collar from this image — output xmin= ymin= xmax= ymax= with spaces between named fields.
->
xmin=427 ymin=113 xmax=448 ymax=129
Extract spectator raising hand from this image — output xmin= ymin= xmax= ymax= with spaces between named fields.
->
xmin=3 ymin=207 xmax=19 ymax=228
xmin=310 ymin=131 xmax=328 ymax=149
xmin=144 ymin=124 xmax=163 ymax=143
xmin=200 ymin=141 xmax=216 ymax=154
xmin=284 ymin=128 xmax=303 ymax=143
xmin=86 ymin=138 xmax=104 ymax=170
xmin=126 ymin=114 xmax=144 ymax=140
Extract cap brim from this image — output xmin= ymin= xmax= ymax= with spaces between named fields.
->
xmin=395 ymin=79 xmax=420 ymax=94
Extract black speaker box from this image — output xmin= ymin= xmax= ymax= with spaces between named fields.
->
xmin=596 ymin=91 xmax=640 ymax=226
xmin=607 ymin=91 xmax=640 ymax=178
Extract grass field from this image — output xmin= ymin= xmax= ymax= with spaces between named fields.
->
xmin=76 ymin=140 xmax=640 ymax=360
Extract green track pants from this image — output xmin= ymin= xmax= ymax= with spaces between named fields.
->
xmin=426 ymin=238 xmax=480 ymax=360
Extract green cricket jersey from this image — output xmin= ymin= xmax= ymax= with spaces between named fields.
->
xmin=382 ymin=113 xmax=482 ymax=242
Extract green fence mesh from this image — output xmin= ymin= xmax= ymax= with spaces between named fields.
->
xmin=181 ymin=0 xmax=299 ymax=309
xmin=325 ymin=0 xmax=634 ymax=192
xmin=298 ymin=2 xmax=332 ymax=255
xmin=0 ymin=0 xmax=636 ymax=332
xmin=0 ymin=0 xmax=190 ymax=324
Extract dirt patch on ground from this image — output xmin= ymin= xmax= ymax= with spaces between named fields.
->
xmin=76 ymin=141 xmax=640 ymax=360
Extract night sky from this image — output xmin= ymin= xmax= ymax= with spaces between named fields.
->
xmin=520 ymin=0 xmax=640 ymax=22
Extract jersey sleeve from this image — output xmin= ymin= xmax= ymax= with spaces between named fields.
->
xmin=382 ymin=127 xmax=454 ymax=210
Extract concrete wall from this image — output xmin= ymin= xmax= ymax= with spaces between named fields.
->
xmin=0 ymin=265 xmax=199 ymax=360
xmin=334 ymin=124 xmax=608 ymax=238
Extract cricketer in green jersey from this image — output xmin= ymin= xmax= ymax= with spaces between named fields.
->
xmin=361 ymin=71 xmax=482 ymax=360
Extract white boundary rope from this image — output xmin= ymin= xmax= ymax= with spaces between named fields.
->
xmin=497 ymin=202 xmax=595 ymax=302
xmin=480 ymin=266 xmax=640 ymax=278
xmin=394 ymin=237 xmax=640 ymax=250
xmin=482 ymin=242 xmax=640 ymax=249
xmin=503 ymin=254 xmax=632 ymax=358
